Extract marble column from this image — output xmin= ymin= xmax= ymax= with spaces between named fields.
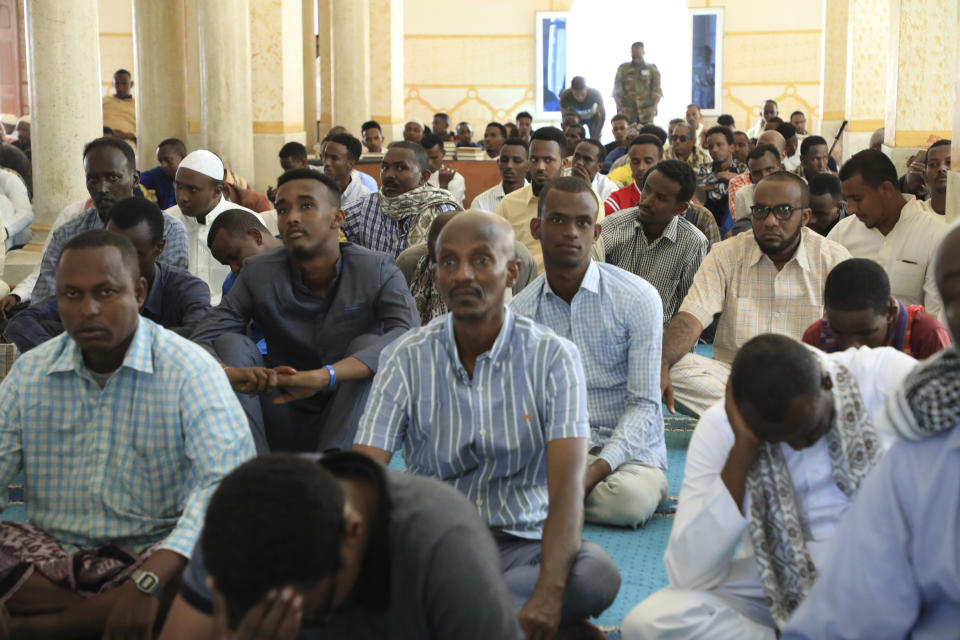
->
xmin=883 ymin=0 xmax=957 ymax=171
xmin=331 ymin=0 xmax=370 ymax=138
xmin=369 ymin=0 xmax=404 ymax=143
xmin=184 ymin=0 xmax=203 ymax=151
xmin=302 ymin=0 xmax=319 ymax=150
xmin=316 ymin=0 xmax=333 ymax=140
xmin=947 ymin=3 xmax=960 ymax=223
xmin=197 ymin=0 xmax=256 ymax=185
xmin=24 ymin=0 xmax=103 ymax=225
xmin=132 ymin=0 xmax=188 ymax=171
xmin=819 ymin=0 xmax=848 ymax=147
xmin=842 ymin=0 xmax=889 ymax=161
xmin=250 ymin=0 xmax=306 ymax=194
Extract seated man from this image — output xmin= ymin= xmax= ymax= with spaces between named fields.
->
xmin=470 ymin=137 xmax=528 ymax=213
xmin=455 ymin=121 xmax=482 ymax=148
xmin=783 ymin=224 xmax=960 ymax=639
xmin=342 ymin=141 xmax=461 ymax=258
xmin=422 ymin=134 xmax=466 ymax=205
xmin=732 ymin=130 xmax=750 ymax=164
xmin=165 ymin=149 xmax=260 ymax=304
xmin=922 ymin=138 xmax=950 ymax=215
xmin=790 ymin=110 xmax=808 ymax=135
xmin=663 ymin=122 xmax=711 ymax=172
xmin=483 ymin=121 xmax=507 ymax=159
xmin=698 ymin=126 xmax=748 ymax=234
xmin=432 ymin=112 xmax=456 ymax=143
xmin=396 ymin=210 xmax=537 ymax=325
xmin=661 ymin=172 xmax=851 ymax=417
xmin=602 ymin=161 xmax=707 ymax=328
xmin=777 ymin=123 xmax=801 ymax=172
xmin=138 ymin=137 xmax=186 ymax=209
xmin=806 ymin=172 xmax=848 ymax=236
xmin=511 ymin=177 xmax=668 ymax=528
xmin=623 ymin=334 xmax=917 ymax=639
xmin=604 ymin=114 xmax=629 ymax=155
xmin=222 ymin=178 xmax=271 ymax=213
xmin=803 ymin=257 xmax=949 ymax=359
xmin=829 ymin=149 xmax=946 ymax=318
xmin=272 ymin=140 xmax=377 ymax=200
xmin=563 ymin=123 xmax=586 ymax=160
xmin=355 ymin=211 xmax=620 ymax=638
xmin=795 ymin=135 xmax=831 ymax=179
xmin=7 ymin=198 xmax=211 ymax=352
xmin=360 ymin=120 xmax=384 ymax=154
xmin=603 ymin=134 xmax=663 ymax=214
xmin=0 ymin=230 xmax=253 ymax=638
xmin=159 ymin=452 xmax=523 ymax=639
xmin=727 ymin=130 xmax=786 ymax=221
xmin=732 ymin=144 xmax=784 ymax=221
xmin=320 ymin=132 xmax=372 ymax=207
xmin=403 ymin=119 xmax=424 ymax=143
xmin=0 ymin=161 xmax=32 ymax=250
xmin=30 ymin=136 xmax=189 ymax=303
xmin=190 ymin=169 xmax=419 ymax=454
xmin=570 ymin=139 xmax=618 ymax=201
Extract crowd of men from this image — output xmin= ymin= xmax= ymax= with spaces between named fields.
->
xmin=0 ymin=54 xmax=956 ymax=640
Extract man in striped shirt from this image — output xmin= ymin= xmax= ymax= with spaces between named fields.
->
xmin=511 ymin=177 xmax=668 ymax=528
xmin=355 ymin=211 xmax=620 ymax=639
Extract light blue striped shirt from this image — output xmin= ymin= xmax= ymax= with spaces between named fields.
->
xmin=510 ymin=261 xmax=666 ymax=471
xmin=355 ymin=309 xmax=589 ymax=538
xmin=0 ymin=318 xmax=255 ymax=556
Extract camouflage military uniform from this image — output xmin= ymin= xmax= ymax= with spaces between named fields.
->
xmin=612 ymin=62 xmax=663 ymax=124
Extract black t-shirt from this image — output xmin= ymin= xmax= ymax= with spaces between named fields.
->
xmin=180 ymin=453 xmax=522 ymax=639
xmin=559 ymin=87 xmax=604 ymax=118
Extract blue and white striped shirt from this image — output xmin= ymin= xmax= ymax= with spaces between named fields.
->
xmin=355 ymin=309 xmax=589 ymax=538
xmin=341 ymin=192 xmax=458 ymax=258
xmin=0 ymin=318 xmax=254 ymax=556
xmin=510 ymin=261 xmax=666 ymax=471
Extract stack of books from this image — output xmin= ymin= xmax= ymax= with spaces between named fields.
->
xmin=454 ymin=147 xmax=488 ymax=161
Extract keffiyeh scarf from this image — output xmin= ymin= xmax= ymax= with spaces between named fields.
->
xmin=746 ymin=352 xmax=882 ymax=628
xmin=379 ymin=185 xmax=462 ymax=247
xmin=878 ymin=345 xmax=960 ymax=440
xmin=409 ymin=254 xmax=447 ymax=325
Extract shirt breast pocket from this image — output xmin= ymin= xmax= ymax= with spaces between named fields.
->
xmin=890 ymin=260 xmax=924 ymax=301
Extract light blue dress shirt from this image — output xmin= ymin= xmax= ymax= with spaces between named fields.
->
xmin=0 ymin=318 xmax=255 ymax=556
xmin=510 ymin=260 xmax=666 ymax=471
xmin=355 ymin=309 xmax=590 ymax=538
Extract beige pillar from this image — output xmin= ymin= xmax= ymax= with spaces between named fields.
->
xmin=884 ymin=0 xmax=957 ymax=171
xmin=303 ymin=0 xmax=318 ymax=150
xmin=842 ymin=0 xmax=889 ymax=161
xmin=24 ymin=0 xmax=103 ymax=225
xmin=331 ymin=0 xmax=370 ymax=138
xmin=316 ymin=0 xmax=334 ymax=140
xmin=819 ymin=0 xmax=848 ymax=146
xmin=250 ymin=0 xmax=306 ymax=194
xmin=947 ymin=4 xmax=960 ymax=223
xmin=132 ymin=0 xmax=188 ymax=171
xmin=197 ymin=0 xmax=256 ymax=185
xmin=184 ymin=0 xmax=203 ymax=151
xmin=369 ymin=0 xmax=404 ymax=143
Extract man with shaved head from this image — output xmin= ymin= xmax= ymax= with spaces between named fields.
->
xmin=356 ymin=210 xmax=620 ymax=639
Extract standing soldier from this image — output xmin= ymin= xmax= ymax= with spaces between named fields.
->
xmin=613 ymin=42 xmax=663 ymax=125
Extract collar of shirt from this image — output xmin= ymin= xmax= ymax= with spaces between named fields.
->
xmin=285 ymin=246 xmax=344 ymax=297
xmin=634 ymin=211 xmax=680 ymax=244
xmin=541 ymin=259 xmax=601 ymax=303
xmin=744 ymin=226 xmax=813 ymax=272
xmin=441 ymin=307 xmax=516 ymax=372
xmin=46 ymin=316 xmax=154 ymax=377
xmin=515 ymin=183 xmax=537 ymax=206
xmin=140 ymin=262 xmax=171 ymax=320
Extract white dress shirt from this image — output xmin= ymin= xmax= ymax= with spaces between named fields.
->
xmin=664 ymin=346 xmax=916 ymax=621
xmin=0 ymin=169 xmax=32 ymax=249
xmin=827 ymin=196 xmax=946 ymax=318
xmin=734 ymin=183 xmax=755 ymax=220
xmin=341 ymin=174 xmax=372 ymax=208
xmin=427 ymin=170 xmax=466 ymax=206
xmin=783 ymin=153 xmax=801 ymax=172
xmin=165 ymin=196 xmax=260 ymax=305
xmin=470 ymin=182 xmax=505 ymax=213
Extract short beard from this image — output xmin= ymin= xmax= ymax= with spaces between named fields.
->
xmin=532 ymin=180 xmax=546 ymax=197
xmin=755 ymin=223 xmax=802 ymax=256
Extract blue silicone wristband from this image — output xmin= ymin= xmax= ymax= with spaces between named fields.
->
xmin=325 ymin=364 xmax=336 ymax=389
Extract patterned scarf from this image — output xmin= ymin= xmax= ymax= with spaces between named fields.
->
xmin=409 ymin=254 xmax=447 ymax=326
xmin=379 ymin=185 xmax=462 ymax=247
xmin=878 ymin=345 xmax=960 ymax=440
xmin=817 ymin=298 xmax=918 ymax=355
xmin=746 ymin=353 xmax=881 ymax=628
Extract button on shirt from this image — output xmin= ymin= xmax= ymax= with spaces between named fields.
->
xmin=6 ymin=262 xmax=211 ymax=353
xmin=342 ymin=192 xmax=459 ymax=259
xmin=0 ymin=318 xmax=255 ymax=556
xmin=680 ymin=228 xmax=852 ymax=364
xmin=165 ymin=196 xmax=259 ymax=305
xmin=601 ymin=212 xmax=708 ymax=327
xmin=31 ymin=206 xmax=190 ymax=302
xmin=665 ymin=347 xmax=916 ymax=618
xmin=827 ymin=197 xmax=946 ymax=318
xmin=510 ymin=261 xmax=665 ymax=471
xmin=355 ymin=309 xmax=589 ymax=538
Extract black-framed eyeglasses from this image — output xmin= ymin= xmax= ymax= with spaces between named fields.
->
xmin=750 ymin=204 xmax=802 ymax=220
xmin=670 ymin=135 xmax=689 ymax=142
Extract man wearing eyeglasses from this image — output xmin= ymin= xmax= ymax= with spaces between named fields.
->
xmin=664 ymin=123 xmax=711 ymax=173
xmin=659 ymin=172 xmax=851 ymax=417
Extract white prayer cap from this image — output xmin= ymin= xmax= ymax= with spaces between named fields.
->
xmin=178 ymin=149 xmax=224 ymax=181
xmin=0 ymin=114 xmax=17 ymax=127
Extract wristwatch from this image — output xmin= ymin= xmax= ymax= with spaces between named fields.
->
xmin=130 ymin=569 xmax=162 ymax=597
